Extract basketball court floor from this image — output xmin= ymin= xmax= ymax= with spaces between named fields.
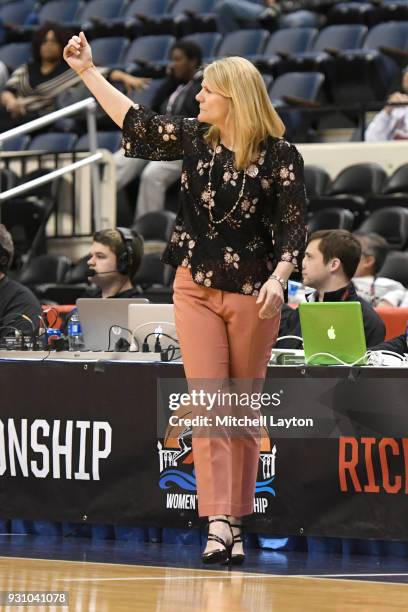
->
xmin=0 ymin=535 xmax=407 ymax=611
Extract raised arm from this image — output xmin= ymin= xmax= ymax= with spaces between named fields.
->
xmin=63 ymin=32 xmax=133 ymax=128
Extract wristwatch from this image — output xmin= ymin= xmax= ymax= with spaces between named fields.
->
xmin=269 ymin=274 xmax=287 ymax=290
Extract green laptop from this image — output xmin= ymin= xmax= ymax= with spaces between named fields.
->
xmin=298 ymin=302 xmax=367 ymax=366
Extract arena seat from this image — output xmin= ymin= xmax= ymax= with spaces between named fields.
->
xmin=256 ymin=26 xmax=317 ymax=75
xmin=358 ymin=206 xmax=408 ymax=249
xmin=375 ymin=307 xmax=408 ymax=340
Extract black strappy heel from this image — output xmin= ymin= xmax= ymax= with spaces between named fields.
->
xmin=202 ymin=518 xmax=233 ymax=564
xmin=229 ymin=523 xmax=245 ymax=565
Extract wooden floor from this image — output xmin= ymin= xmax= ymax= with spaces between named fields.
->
xmin=0 ymin=555 xmax=408 ymax=612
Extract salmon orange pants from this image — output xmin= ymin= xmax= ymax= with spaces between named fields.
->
xmin=172 ymin=266 xmax=280 ymax=517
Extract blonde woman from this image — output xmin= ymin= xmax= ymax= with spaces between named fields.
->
xmin=64 ymin=32 xmax=307 ymax=564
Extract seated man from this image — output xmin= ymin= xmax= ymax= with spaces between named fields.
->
xmin=114 ymin=40 xmax=202 ymax=221
xmin=352 ymin=232 xmax=404 ymax=305
xmin=278 ymin=230 xmax=386 ymax=349
xmin=0 ymin=224 xmax=42 ymax=339
xmin=365 ymin=68 xmax=408 ymax=141
xmin=86 ymin=228 xmax=144 ymax=298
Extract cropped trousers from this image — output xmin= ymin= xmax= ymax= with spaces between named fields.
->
xmin=172 ymin=266 xmax=280 ymax=517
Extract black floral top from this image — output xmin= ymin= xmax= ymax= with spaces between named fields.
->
xmin=122 ymin=104 xmax=307 ymax=296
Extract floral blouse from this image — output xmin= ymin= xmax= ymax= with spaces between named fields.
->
xmin=122 ymin=104 xmax=307 ymax=296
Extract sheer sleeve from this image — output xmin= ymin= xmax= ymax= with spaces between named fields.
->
xmin=273 ymin=140 xmax=307 ymax=270
xmin=122 ymin=103 xmax=198 ymax=161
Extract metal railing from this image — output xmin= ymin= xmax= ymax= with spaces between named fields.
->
xmin=0 ymin=97 xmax=104 ymax=228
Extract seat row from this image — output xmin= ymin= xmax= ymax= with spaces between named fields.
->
xmin=2 ymin=0 xmax=408 ymax=39
xmin=1 ymin=21 xmax=406 ymax=103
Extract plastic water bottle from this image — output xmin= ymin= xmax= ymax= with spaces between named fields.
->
xmin=68 ymin=311 xmax=85 ymax=351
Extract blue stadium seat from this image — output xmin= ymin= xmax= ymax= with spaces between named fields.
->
xmin=0 ymin=41 xmax=31 ymax=71
xmin=91 ymin=36 xmax=129 ymax=68
xmin=269 ymin=71 xmax=325 ymax=106
xmin=79 ymin=0 xmax=127 ymax=35
xmin=325 ymin=21 xmax=408 ymax=103
xmin=0 ymin=134 xmax=30 ymax=151
xmin=181 ymin=32 xmax=221 ymax=62
xmin=123 ymin=34 xmax=176 ymax=74
xmin=28 ymin=133 xmax=78 ymax=153
xmin=269 ymin=72 xmax=325 ymax=141
xmin=286 ymin=24 xmax=368 ymax=73
xmin=215 ymin=29 xmax=269 ymax=60
xmin=327 ymin=2 xmax=376 ymax=26
xmin=120 ymin=0 xmax=171 ymax=36
xmin=37 ymin=0 xmax=81 ymax=27
xmin=0 ymin=0 xmax=35 ymax=28
xmin=257 ymin=27 xmax=318 ymax=74
xmin=374 ymin=0 xmax=408 ymax=24
xmin=76 ymin=131 xmax=122 ymax=153
xmin=136 ymin=0 xmax=216 ymax=36
xmin=279 ymin=9 xmax=321 ymax=29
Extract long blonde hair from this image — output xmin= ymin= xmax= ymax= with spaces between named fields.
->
xmin=203 ymin=56 xmax=285 ymax=170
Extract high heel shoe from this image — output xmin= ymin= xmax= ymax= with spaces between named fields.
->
xmin=229 ymin=523 xmax=245 ymax=565
xmin=202 ymin=517 xmax=233 ymax=564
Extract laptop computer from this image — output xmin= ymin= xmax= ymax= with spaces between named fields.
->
xmin=128 ymin=304 xmax=177 ymax=353
xmin=298 ymin=302 xmax=367 ymax=365
xmin=77 ymin=298 xmax=148 ymax=351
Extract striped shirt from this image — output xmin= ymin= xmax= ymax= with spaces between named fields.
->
xmin=4 ymin=61 xmax=108 ymax=113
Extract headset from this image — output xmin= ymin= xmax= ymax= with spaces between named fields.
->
xmin=116 ymin=227 xmax=135 ymax=276
xmin=0 ymin=244 xmax=11 ymax=273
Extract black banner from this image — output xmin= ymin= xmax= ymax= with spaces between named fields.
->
xmin=0 ymin=359 xmax=407 ymax=540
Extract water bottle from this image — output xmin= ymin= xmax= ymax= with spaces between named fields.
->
xmin=67 ymin=310 xmax=85 ymax=351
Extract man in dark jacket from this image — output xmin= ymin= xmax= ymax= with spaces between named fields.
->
xmin=114 ymin=40 xmax=202 ymax=219
xmin=278 ymin=230 xmax=386 ymax=349
xmin=0 ymin=224 xmax=42 ymax=342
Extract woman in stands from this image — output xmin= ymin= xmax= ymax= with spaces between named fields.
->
xmin=64 ymin=31 xmax=306 ymax=565
xmin=0 ymin=22 xmax=146 ymax=133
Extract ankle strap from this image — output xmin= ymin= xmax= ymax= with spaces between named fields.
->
xmin=208 ymin=518 xmax=230 ymax=526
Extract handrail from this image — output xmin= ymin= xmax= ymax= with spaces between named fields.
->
xmin=0 ymin=96 xmax=105 ymax=229
xmin=0 ymin=152 xmax=102 ymax=202
xmin=0 ymin=97 xmax=97 ymax=144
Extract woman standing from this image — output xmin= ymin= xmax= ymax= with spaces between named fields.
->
xmin=64 ymin=32 xmax=307 ymax=564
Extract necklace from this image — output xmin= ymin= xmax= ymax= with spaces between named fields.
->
xmin=206 ymin=145 xmax=246 ymax=227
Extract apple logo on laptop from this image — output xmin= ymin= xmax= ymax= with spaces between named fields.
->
xmin=327 ymin=325 xmax=336 ymax=340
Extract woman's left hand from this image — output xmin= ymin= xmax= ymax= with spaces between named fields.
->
xmin=256 ymin=278 xmax=284 ymax=319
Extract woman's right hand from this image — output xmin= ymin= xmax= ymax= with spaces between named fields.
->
xmin=63 ymin=31 xmax=93 ymax=74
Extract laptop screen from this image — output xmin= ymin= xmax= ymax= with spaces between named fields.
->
xmin=299 ymin=302 xmax=367 ymax=365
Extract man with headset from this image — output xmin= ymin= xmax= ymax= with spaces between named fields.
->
xmin=0 ymin=224 xmax=42 ymax=339
xmin=86 ymin=227 xmax=144 ymax=298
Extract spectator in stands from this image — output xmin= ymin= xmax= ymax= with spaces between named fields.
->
xmin=0 ymin=22 xmax=147 ymax=133
xmin=114 ymin=40 xmax=202 ymax=221
xmin=278 ymin=230 xmax=386 ymax=348
xmin=86 ymin=228 xmax=144 ymax=299
xmin=215 ymin=0 xmax=337 ymax=33
xmin=352 ymin=232 xmax=404 ymax=305
xmin=0 ymin=224 xmax=42 ymax=340
xmin=365 ymin=68 xmax=408 ymax=141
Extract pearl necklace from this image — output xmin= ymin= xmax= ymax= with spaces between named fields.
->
xmin=206 ymin=145 xmax=247 ymax=227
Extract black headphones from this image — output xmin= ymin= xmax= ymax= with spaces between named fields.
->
xmin=0 ymin=244 xmax=11 ymax=273
xmin=116 ymin=227 xmax=134 ymax=276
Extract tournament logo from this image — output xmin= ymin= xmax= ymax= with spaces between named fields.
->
xmin=157 ymin=418 xmax=276 ymax=514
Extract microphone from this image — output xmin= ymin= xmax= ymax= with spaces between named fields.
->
xmin=87 ymin=268 xmax=118 ymax=277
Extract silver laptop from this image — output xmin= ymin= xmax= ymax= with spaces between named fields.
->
xmin=128 ymin=304 xmax=177 ymax=352
xmin=77 ymin=298 xmax=148 ymax=351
